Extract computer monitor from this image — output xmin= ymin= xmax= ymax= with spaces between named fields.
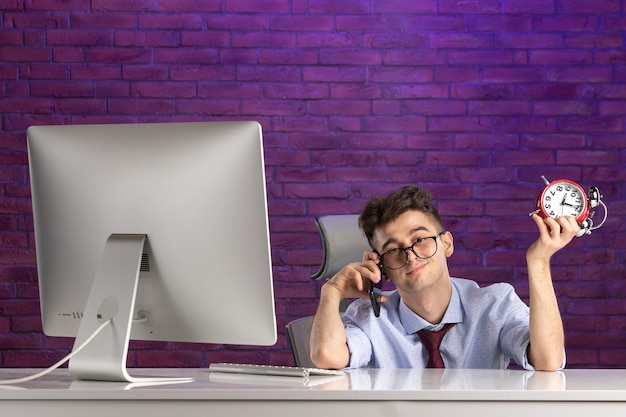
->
xmin=27 ymin=121 xmax=277 ymax=383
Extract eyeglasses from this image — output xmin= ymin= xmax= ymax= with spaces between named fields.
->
xmin=377 ymin=232 xmax=445 ymax=270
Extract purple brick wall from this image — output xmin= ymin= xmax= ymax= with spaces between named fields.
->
xmin=1 ymin=0 xmax=625 ymax=369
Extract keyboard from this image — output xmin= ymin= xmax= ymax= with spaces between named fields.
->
xmin=208 ymin=362 xmax=345 ymax=378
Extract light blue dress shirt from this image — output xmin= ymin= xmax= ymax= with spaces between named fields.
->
xmin=342 ymin=277 xmax=561 ymax=370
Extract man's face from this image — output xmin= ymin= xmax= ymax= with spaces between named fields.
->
xmin=371 ymin=210 xmax=453 ymax=292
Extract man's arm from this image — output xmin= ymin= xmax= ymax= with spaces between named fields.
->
xmin=309 ymin=284 xmax=351 ymax=369
xmin=526 ymin=214 xmax=578 ymax=371
xmin=309 ymin=254 xmax=382 ymax=369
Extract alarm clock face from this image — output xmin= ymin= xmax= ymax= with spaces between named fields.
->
xmin=537 ymin=179 xmax=589 ymax=223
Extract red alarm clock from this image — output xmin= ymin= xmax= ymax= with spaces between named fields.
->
xmin=535 ymin=178 xmax=589 ymax=223
xmin=533 ymin=176 xmax=606 ymax=237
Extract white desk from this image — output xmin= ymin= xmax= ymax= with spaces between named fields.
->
xmin=1 ymin=368 xmax=626 ymax=417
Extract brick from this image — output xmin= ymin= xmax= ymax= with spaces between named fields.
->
xmin=372 ymin=68 xmax=434 ymax=84
xmin=0 ymin=46 xmax=50 ymax=62
xmin=131 ymin=81 xmax=196 ymax=98
xmin=467 ymin=15 xmax=532 ymax=32
xmin=55 ymin=98 xmax=107 ymax=114
xmin=173 ymin=65 xmax=236 ymax=81
xmin=307 ymin=100 xmax=370 ymax=116
xmin=232 ymin=32 xmax=296 ymax=48
xmin=440 ymin=0 xmax=502 ymax=13
xmin=159 ymin=0 xmax=221 ymax=12
xmin=116 ymin=31 xmax=182 ymax=47
xmin=558 ymin=0 xmax=621 ymax=13
xmin=426 ymin=151 xmax=490 ymax=166
xmin=451 ymin=168 xmax=516 ymax=183
xmin=137 ymin=13 xmax=202 ymax=30
xmin=600 ymin=101 xmax=626 ymax=116
xmin=91 ymin=0 xmax=158 ymax=12
xmin=297 ymin=33 xmax=362 ymax=49
xmin=448 ymin=50 xmax=516 ymax=65
xmin=455 ymin=134 xmax=519 ymax=149
xmin=319 ymin=50 xmax=382 ymax=66
xmin=559 ymin=117 xmax=623 ymax=132
xmin=385 ymin=84 xmax=448 ymax=99
xmin=366 ymin=33 xmax=428 ymax=49
xmin=469 ymin=100 xmax=530 ymax=116
xmin=259 ymin=49 xmax=318 ymax=65
xmin=428 ymin=117 xmax=491 ymax=132
xmin=481 ymin=68 xmax=544 ymax=83
xmin=516 ymin=84 xmax=579 ymax=100
xmin=373 ymin=0 xmax=436 ymax=13
xmin=108 ymin=98 xmax=175 ymax=115
xmin=284 ymin=183 xmax=350 ymax=199
xmin=225 ymin=0 xmax=289 ymax=13
xmin=521 ymin=133 xmax=585 ymax=148
xmin=452 ymin=84 xmax=515 ymax=100
xmin=548 ymin=67 xmax=612 ymax=83
xmin=2 ymin=100 xmax=45 ymax=117
xmin=600 ymin=16 xmax=626 ymax=31
xmin=153 ymin=48 xmax=219 ymax=65
xmin=336 ymin=15 xmax=405 ymax=31
xmin=47 ymin=29 xmax=112 ymax=46
xmin=363 ymin=115 xmax=427 ymax=132
xmin=238 ymin=65 xmax=301 ymax=82
xmin=557 ymin=149 xmax=620 ymax=165
xmin=71 ymin=13 xmax=137 ymax=29
xmin=429 ymin=33 xmax=491 ymax=49
xmin=495 ymin=33 xmax=561 ymax=49
xmin=534 ymin=15 xmax=597 ymax=31
xmin=495 ymin=117 xmax=557 ymax=132
xmin=25 ymin=0 xmax=89 ymax=11
xmin=530 ymin=50 xmax=593 ymax=65
xmin=308 ymin=0 xmax=372 ymax=14
xmin=270 ymin=16 xmax=334 ymax=32
xmin=86 ymin=48 xmax=152 ymax=64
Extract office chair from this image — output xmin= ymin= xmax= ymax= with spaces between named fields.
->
xmin=310 ymin=214 xmax=371 ymax=280
xmin=286 ymin=214 xmax=371 ymax=367
xmin=285 ymin=315 xmax=316 ymax=368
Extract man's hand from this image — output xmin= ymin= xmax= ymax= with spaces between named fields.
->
xmin=323 ymin=251 xmax=384 ymax=301
xmin=527 ymin=214 xmax=579 ymax=262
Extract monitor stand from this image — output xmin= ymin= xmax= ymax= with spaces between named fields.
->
xmin=68 ymin=234 xmax=193 ymax=383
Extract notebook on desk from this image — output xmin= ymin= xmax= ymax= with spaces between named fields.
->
xmin=208 ymin=363 xmax=345 ymax=378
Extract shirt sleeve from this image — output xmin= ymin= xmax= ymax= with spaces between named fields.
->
xmin=342 ymin=299 xmax=375 ymax=368
xmin=496 ymin=283 xmax=566 ymax=371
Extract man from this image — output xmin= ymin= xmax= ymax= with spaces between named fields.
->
xmin=310 ymin=185 xmax=578 ymax=371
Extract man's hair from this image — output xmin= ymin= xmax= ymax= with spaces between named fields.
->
xmin=358 ymin=185 xmax=445 ymax=245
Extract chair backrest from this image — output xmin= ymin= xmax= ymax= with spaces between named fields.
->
xmin=287 ymin=215 xmax=371 ymax=368
xmin=285 ymin=315 xmax=316 ymax=368
xmin=310 ymin=214 xmax=371 ymax=280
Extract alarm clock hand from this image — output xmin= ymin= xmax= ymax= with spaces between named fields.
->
xmin=559 ymin=194 xmax=576 ymax=208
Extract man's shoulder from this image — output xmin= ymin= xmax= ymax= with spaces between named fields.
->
xmin=450 ymin=277 xmax=516 ymax=296
xmin=451 ymin=277 xmax=524 ymax=318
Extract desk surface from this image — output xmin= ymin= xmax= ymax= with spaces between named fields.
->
xmin=1 ymin=368 xmax=626 ymax=417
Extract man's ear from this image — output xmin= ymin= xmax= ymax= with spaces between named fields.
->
xmin=442 ymin=231 xmax=454 ymax=257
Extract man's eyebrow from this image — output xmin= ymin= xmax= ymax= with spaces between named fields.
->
xmin=380 ymin=225 xmax=430 ymax=251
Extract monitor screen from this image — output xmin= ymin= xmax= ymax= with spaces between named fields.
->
xmin=27 ymin=121 xmax=277 ymax=382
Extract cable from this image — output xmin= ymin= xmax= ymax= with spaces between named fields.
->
xmin=590 ymin=200 xmax=608 ymax=231
xmin=0 ymin=318 xmax=113 ymax=385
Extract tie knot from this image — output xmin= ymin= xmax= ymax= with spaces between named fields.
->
xmin=417 ymin=323 xmax=455 ymax=368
